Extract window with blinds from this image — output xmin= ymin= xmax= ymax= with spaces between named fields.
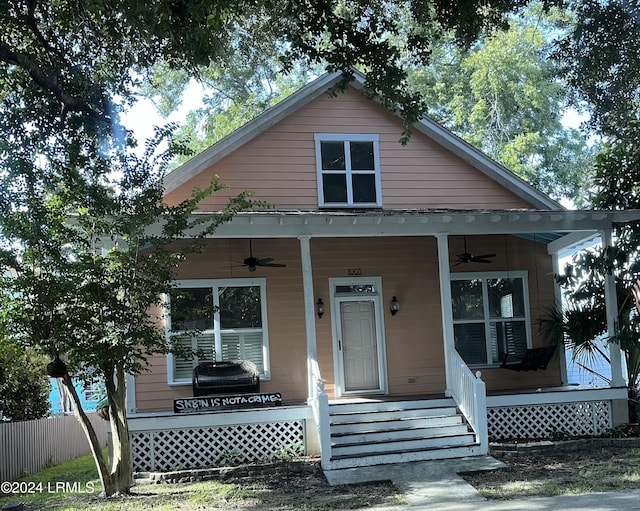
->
xmin=451 ymin=272 xmax=531 ymax=367
xmin=167 ymin=279 xmax=269 ymax=384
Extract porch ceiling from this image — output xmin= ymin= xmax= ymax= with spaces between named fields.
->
xmin=181 ymin=209 xmax=640 ymax=251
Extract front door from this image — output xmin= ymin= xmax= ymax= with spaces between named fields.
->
xmin=331 ymin=277 xmax=387 ymax=396
xmin=340 ymin=300 xmax=379 ymax=391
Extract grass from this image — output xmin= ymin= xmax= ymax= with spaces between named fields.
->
xmin=0 ymin=453 xmax=401 ymax=510
xmin=0 ymin=451 xmax=103 ymax=509
xmin=9 ymin=444 xmax=640 ymax=508
xmin=463 ymin=446 xmax=640 ymax=500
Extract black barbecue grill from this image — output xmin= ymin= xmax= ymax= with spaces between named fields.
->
xmin=192 ymin=360 xmax=260 ymax=396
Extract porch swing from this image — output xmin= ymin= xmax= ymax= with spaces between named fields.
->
xmin=500 ymin=345 xmax=557 ymax=372
xmin=497 ymin=234 xmax=557 ymax=372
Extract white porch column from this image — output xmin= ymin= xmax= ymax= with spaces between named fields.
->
xmin=551 ymin=252 xmax=569 ymax=385
xmin=299 ymin=235 xmax=318 ymax=401
xmin=601 ymin=229 xmax=626 ymax=387
xmin=436 ymin=233 xmax=454 ymax=396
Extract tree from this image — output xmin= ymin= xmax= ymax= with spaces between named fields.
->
xmin=408 ymin=3 xmax=598 ymax=205
xmin=552 ymin=124 xmax=640 ymax=421
xmin=0 ymin=129 xmax=258 ymax=494
xmin=143 ymin=57 xmax=319 ymax=159
xmin=559 ymin=0 xmax=640 ymax=137
xmin=1 ymin=0 xmax=560 ymax=142
xmin=546 ymin=1 xmax=640 ymax=421
xmin=0 ymin=328 xmax=51 ymax=422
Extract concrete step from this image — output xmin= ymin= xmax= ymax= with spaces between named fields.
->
xmin=329 ymin=407 xmax=458 ymax=424
xmin=327 ymin=444 xmax=485 ymax=470
xmin=331 ymin=432 xmax=476 ymax=457
xmin=328 ymin=397 xmax=455 ymax=415
xmin=331 ymin=423 xmax=471 ymax=445
xmin=330 ymin=414 xmax=463 ymax=435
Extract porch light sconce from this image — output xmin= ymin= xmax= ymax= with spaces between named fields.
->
xmin=316 ymin=298 xmax=325 ymax=318
xmin=390 ymin=296 xmax=400 ymax=316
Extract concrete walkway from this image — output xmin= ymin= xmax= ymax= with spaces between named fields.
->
xmin=324 ymin=457 xmax=640 ymax=511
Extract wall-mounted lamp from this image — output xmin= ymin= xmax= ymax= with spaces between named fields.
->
xmin=316 ymin=298 xmax=325 ymax=318
xmin=390 ymin=296 xmax=400 ymax=316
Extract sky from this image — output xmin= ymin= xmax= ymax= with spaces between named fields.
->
xmin=121 ymin=82 xmax=205 ymax=149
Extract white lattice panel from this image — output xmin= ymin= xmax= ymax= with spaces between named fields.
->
xmin=488 ymin=401 xmax=612 ymax=440
xmin=131 ymin=420 xmax=305 ymax=472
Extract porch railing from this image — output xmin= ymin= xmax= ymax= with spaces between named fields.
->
xmin=308 ymin=359 xmax=332 ymax=468
xmin=446 ymin=344 xmax=489 ymax=454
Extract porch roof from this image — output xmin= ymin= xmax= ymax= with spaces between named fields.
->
xmin=185 ymin=208 xmax=640 ymax=253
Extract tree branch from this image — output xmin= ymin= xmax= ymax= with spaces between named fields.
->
xmin=0 ymin=43 xmax=111 ymax=124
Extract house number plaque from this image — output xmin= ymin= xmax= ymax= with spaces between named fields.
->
xmin=347 ymin=268 xmax=362 ymax=276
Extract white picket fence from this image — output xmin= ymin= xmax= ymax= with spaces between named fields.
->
xmin=0 ymin=413 xmax=108 ymax=482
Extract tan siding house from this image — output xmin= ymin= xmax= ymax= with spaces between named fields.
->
xmin=128 ymin=71 xmax=637 ymax=474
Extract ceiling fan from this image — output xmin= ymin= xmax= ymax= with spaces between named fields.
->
xmin=453 ymin=236 xmax=496 ymax=267
xmin=242 ymin=240 xmax=286 ymax=272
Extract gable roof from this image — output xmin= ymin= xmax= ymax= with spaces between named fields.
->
xmin=163 ymin=71 xmax=563 ymax=211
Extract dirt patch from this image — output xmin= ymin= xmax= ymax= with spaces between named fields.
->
xmin=131 ymin=459 xmax=404 ymax=511
xmin=461 ymin=439 xmax=640 ymax=499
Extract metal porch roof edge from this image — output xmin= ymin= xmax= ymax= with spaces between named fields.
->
xmin=176 ymin=209 xmax=640 ymax=249
xmin=162 ymin=70 xmax=563 ymax=211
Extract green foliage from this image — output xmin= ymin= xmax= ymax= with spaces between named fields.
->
xmin=548 ymin=428 xmax=571 ymax=442
xmin=144 ymin=60 xmax=319 ymax=161
xmin=218 ymin=448 xmax=243 ymax=467
xmin=553 ymin=120 xmax=640 ymax=420
xmin=0 ymin=333 xmax=50 ymax=422
xmin=560 ymin=1 xmax=640 ymax=137
xmin=408 ymin=3 xmax=597 ymax=204
xmin=0 ymin=123 xmax=259 ymax=494
xmin=269 ymin=442 xmax=305 ymax=462
xmin=1 ymin=0 xmax=547 ymax=145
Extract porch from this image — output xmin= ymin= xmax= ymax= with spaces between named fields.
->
xmin=130 ymin=208 xmax=639 ymax=472
xmin=126 ymin=384 xmax=627 ymax=472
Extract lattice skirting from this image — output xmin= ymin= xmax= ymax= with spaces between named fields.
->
xmin=131 ymin=420 xmax=305 ymax=472
xmin=488 ymin=401 xmax=612 ymax=441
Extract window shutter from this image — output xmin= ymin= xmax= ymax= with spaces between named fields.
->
xmin=221 ymin=332 xmax=241 ymax=360
xmin=195 ymin=332 xmax=216 ymax=362
xmin=173 ymin=333 xmax=215 ymax=381
xmin=173 ymin=336 xmax=195 ymax=381
xmin=242 ymin=331 xmax=265 ymax=373
xmin=221 ymin=331 xmax=264 ymax=373
xmin=504 ymin=321 xmax=527 ymax=358
xmin=454 ymin=323 xmax=486 ymax=365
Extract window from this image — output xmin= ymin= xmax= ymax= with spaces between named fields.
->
xmin=451 ymin=271 xmax=531 ymax=366
xmin=315 ymin=134 xmax=382 ymax=207
xmin=167 ymin=279 xmax=269 ymax=384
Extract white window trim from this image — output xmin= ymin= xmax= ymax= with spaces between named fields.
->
xmin=314 ymin=133 xmax=382 ymax=208
xmin=166 ymin=278 xmax=270 ymax=386
xmin=450 ymin=270 xmax=532 ymax=368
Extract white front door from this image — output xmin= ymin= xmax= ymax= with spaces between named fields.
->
xmin=340 ymin=300 xmax=380 ymax=391
xmin=331 ymin=277 xmax=387 ymax=396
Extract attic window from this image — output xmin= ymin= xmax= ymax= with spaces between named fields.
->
xmin=315 ymin=134 xmax=382 ymax=207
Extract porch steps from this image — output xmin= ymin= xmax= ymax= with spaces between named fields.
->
xmin=327 ymin=398 xmax=482 ymax=469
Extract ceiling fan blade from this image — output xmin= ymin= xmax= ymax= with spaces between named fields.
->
xmin=257 ymin=257 xmax=274 ymax=264
xmin=259 ymin=263 xmax=287 ymax=268
xmin=472 ymin=258 xmax=493 ymax=263
xmin=473 ymin=253 xmax=496 ymax=260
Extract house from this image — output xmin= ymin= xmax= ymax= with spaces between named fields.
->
xmin=50 ymin=378 xmax=101 ymax=415
xmin=127 ymin=71 xmax=640 ymax=472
